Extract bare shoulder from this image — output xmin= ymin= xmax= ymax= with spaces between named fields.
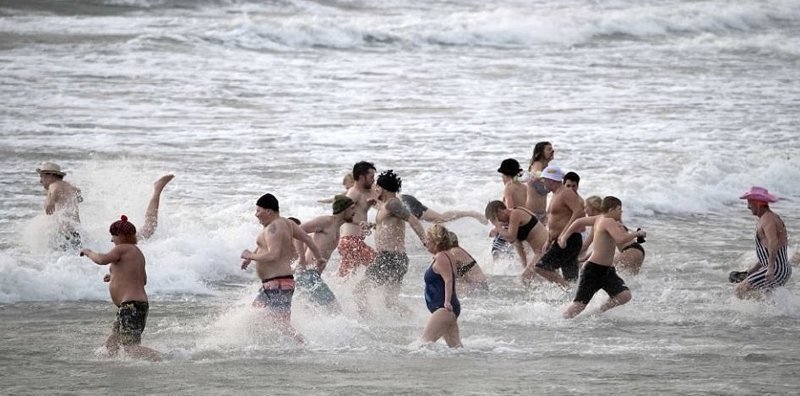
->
xmin=385 ymin=198 xmax=410 ymax=220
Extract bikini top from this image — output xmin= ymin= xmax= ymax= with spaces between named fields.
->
xmin=514 ymin=207 xmax=538 ymax=241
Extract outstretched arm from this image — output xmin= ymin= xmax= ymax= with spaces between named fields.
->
xmin=81 ymin=246 xmax=122 ymax=265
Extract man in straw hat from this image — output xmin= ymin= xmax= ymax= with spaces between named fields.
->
xmin=734 ymin=186 xmax=792 ymax=299
xmin=293 ymin=195 xmax=357 ymax=310
xmin=37 ymin=162 xmax=83 ymax=249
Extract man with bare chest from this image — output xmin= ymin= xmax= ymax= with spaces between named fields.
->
xmin=356 ymin=170 xmax=427 ymax=316
xmin=240 ymin=193 xmax=326 ymax=341
xmin=533 ymin=165 xmax=586 ymax=286
xmin=336 ymin=161 xmax=379 ymax=277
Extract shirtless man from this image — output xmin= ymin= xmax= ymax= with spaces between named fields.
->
xmin=240 ymin=193 xmax=326 ymax=341
xmin=37 ymin=162 xmax=174 ymax=247
xmin=356 ymin=170 xmax=427 ymax=316
xmin=80 ymin=215 xmax=161 ymax=361
xmin=734 ymin=187 xmax=792 ymax=299
xmin=532 ymin=165 xmax=586 ymax=287
xmin=37 ymin=162 xmax=83 ymax=249
xmin=559 ymin=196 xmax=645 ymax=318
xmin=294 ymin=195 xmax=357 ymax=310
xmin=493 ymin=158 xmax=527 ymax=263
xmin=337 ymin=161 xmax=378 ymax=277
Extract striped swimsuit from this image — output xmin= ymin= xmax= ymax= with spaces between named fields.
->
xmin=744 ymin=229 xmax=792 ymax=290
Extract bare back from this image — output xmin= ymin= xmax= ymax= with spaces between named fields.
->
xmin=47 ymin=180 xmax=82 ymax=227
xmin=504 ymin=181 xmax=527 ymax=209
xmin=524 ymin=162 xmax=548 ymax=214
xmin=302 ymin=215 xmax=343 ymax=262
xmin=758 ymin=210 xmax=788 ymax=247
xmin=108 ymin=244 xmax=148 ymax=306
xmin=254 ymin=218 xmax=298 ymax=280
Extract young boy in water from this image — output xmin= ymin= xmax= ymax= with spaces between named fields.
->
xmin=558 ymin=196 xmax=645 ymax=319
xmin=80 ymin=215 xmax=161 ymax=361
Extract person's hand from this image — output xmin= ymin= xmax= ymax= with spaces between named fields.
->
xmin=637 ymin=229 xmax=647 ymax=239
xmin=766 ymin=267 xmax=775 ymax=284
xmin=103 ymin=274 xmax=111 ymax=282
xmin=315 ymin=257 xmax=327 ymax=270
xmin=557 ymin=236 xmax=567 ymax=249
xmin=444 ymin=301 xmax=453 ymax=312
xmin=241 ymin=250 xmax=253 ymax=270
xmin=366 ymin=198 xmax=377 ymax=207
xmin=79 ymin=248 xmax=90 ymax=257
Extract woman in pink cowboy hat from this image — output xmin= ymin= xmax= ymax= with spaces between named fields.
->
xmin=734 ymin=186 xmax=792 ymax=299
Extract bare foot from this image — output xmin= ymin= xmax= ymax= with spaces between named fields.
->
xmin=154 ymin=174 xmax=175 ymax=192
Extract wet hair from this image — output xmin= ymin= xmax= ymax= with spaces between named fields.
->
xmin=352 ymin=161 xmax=376 ymax=180
xmin=376 ymin=169 xmax=402 ymax=193
xmin=447 ymin=231 xmax=460 ymax=248
xmin=287 ymin=217 xmax=301 ymax=225
xmin=256 ymin=193 xmax=279 ymax=212
xmin=585 ymin=195 xmax=602 ymax=212
xmin=109 ymin=215 xmax=138 ymax=244
xmin=529 ymin=141 xmax=552 ymax=169
xmin=563 ymin=171 xmax=580 ymax=185
xmin=427 ymin=224 xmax=456 ymax=252
xmin=601 ymin=196 xmax=622 ymax=213
xmin=484 ymin=200 xmax=507 ymax=223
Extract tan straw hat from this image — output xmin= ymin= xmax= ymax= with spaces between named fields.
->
xmin=36 ymin=162 xmax=66 ymax=177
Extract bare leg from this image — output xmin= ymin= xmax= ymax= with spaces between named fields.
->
xmin=599 ymin=290 xmax=632 ymax=313
xmin=563 ymin=302 xmax=587 ymax=319
xmin=421 ymin=309 xmax=458 ymax=345
xmin=442 ymin=319 xmax=463 ymax=348
xmin=140 ymin=174 xmax=174 ymax=240
xmin=105 ymin=333 xmax=121 ymax=356
xmin=355 ymin=278 xmax=375 ymax=319
xmin=384 ymin=283 xmax=410 ymax=317
xmin=614 ymin=250 xmax=644 ymax=275
xmin=534 ymin=266 xmax=570 ymax=288
xmin=123 ymin=345 xmax=162 ymax=361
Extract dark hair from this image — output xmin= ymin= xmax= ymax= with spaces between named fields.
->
xmin=601 ymin=196 xmax=622 ymax=213
xmin=352 ymin=161 xmax=376 ymax=180
xmin=529 ymin=141 xmax=552 ymax=169
xmin=287 ymin=217 xmax=301 ymax=225
xmin=563 ymin=171 xmax=580 ymax=185
xmin=376 ymin=169 xmax=402 ymax=193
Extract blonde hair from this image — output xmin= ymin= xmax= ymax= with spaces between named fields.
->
xmin=342 ymin=173 xmax=355 ymax=188
xmin=484 ymin=200 xmax=506 ymax=223
xmin=427 ymin=224 xmax=456 ymax=252
xmin=585 ymin=196 xmax=602 ymax=212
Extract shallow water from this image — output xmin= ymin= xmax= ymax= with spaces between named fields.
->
xmin=2 ymin=0 xmax=800 ymax=394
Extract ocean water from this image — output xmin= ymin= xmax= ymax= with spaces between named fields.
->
xmin=1 ymin=0 xmax=800 ymax=394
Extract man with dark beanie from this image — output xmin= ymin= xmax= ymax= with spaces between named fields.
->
xmin=240 ymin=193 xmax=326 ymax=342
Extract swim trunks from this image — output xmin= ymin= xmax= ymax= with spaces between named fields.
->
xmin=57 ymin=230 xmax=82 ymax=251
xmin=295 ymin=268 xmax=337 ymax=306
xmin=253 ymin=275 xmax=295 ymax=315
xmin=365 ymin=251 xmax=409 ymax=285
xmin=400 ymin=194 xmax=428 ymax=219
xmin=536 ymin=232 xmax=582 ymax=281
xmin=573 ymin=261 xmax=628 ymax=305
xmin=336 ymin=235 xmax=376 ymax=277
xmin=112 ymin=301 xmax=149 ymax=346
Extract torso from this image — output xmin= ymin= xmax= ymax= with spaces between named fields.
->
xmin=340 ymin=186 xmax=374 ymax=237
xmin=524 ymin=163 xmax=548 ymax=214
xmin=546 ymin=187 xmax=575 ymax=240
xmin=304 ymin=216 xmax=342 ymax=264
xmin=374 ymin=197 xmax=406 ymax=252
xmin=254 ymin=218 xmax=297 ymax=280
xmin=587 ymin=216 xmax=622 ymax=267
xmin=108 ymin=244 xmax=148 ymax=306
xmin=504 ymin=181 xmax=527 ymax=208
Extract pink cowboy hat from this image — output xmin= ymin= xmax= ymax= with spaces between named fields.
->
xmin=739 ymin=186 xmax=778 ymax=203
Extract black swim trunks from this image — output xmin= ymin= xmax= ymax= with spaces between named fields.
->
xmin=112 ymin=301 xmax=149 ymax=346
xmin=536 ymin=232 xmax=582 ymax=281
xmin=573 ymin=261 xmax=628 ymax=305
xmin=365 ymin=251 xmax=410 ymax=285
xmin=400 ymin=194 xmax=428 ymax=219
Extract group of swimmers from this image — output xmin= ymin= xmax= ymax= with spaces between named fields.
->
xmin=33 ymin=144 xmax=792 ymax=356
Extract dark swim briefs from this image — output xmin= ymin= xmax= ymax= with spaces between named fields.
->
xmin=253 ymin=275 xmax=295 ymax=315
xmin=536 ymin=232 xmax=582 ymax=281
xmin=365 ymin=251 xmax=410 ymax=285
xmin=295 ymin=268 xmax=337 ymax=306
xmin=573 ymin=261 xmax=629 ymax=305
xmin=112 ymin=301 xmax=149 ymax=346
